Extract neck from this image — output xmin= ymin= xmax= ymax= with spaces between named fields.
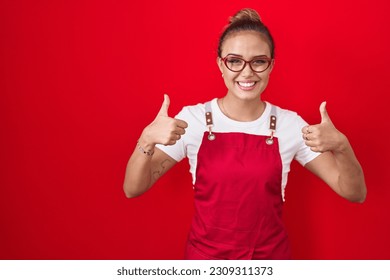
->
xmin=218 ymin=95 xmax=265 ymax=122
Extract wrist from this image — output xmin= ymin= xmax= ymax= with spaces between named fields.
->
xmin=138 ymin=129 xmax=156 ymax=155
xmin=139 ymin=127 xmax=157 ymax=146
xmin=137 ymin=138 xmax=155 ymax=156
xmin=333 ymin=133 xmax=351 ymax=154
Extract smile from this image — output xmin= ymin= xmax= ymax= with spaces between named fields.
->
xmin=238 ymin=82 xmax=256 ymax=87
xmin=237 ymin=81 xmax=257 ymax=90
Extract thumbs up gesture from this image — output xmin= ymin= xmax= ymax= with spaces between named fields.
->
xmin=141 ymin=94 xmax=188 ymax=146
xmin=302 ymin=102 xmax=347 ymax=153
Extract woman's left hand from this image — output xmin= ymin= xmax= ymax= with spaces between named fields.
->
xmin=302 ymin=102 xmax=348 ymax=153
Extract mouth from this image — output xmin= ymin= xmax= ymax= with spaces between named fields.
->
xmin=237 ymin=81 xmax=257 ymax=90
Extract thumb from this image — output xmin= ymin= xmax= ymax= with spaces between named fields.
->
xmin=157 ymin=94 xmax=170 ymax=117
xmin=320 ymin=101 xmax=331 ymax=124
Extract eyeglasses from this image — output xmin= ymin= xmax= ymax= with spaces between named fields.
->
xmin=221 ymin=55 xmax=273 ymax=73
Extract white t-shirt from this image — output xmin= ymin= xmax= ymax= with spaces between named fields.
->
xmin=157 ymin=98 xmax=319 ymax=197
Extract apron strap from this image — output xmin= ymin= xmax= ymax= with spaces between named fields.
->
xmin=205 ymin=101 xmax=277 ymax=142
xmin=270 ymin=105 xmax=277 ymax=131
xmin=205 ymin=102 xmax=215 ymax=140
xmin=266 ymin=104 xmax=277 ymax=145
xmin=267 ymin=105 xmax=285 ymax=202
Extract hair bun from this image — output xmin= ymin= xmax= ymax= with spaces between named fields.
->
xmin=217 ymin=7 xmax=274 ymax=58
xmin=229 ymin=8 xmax=262 ymax=24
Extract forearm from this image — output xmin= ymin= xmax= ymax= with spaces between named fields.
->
xmin=123 ymin=139 xmax=155 ymax=198
xmin=333 ymin=137 xmax=367 ymax=202
xmin=303 ymin=102 xmax=367 ymax=203
xmin=123 ymin=95 xmax=186 ymax=198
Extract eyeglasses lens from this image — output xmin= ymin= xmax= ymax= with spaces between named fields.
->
xmin=224 ymin=57 xmax=270 ymax=73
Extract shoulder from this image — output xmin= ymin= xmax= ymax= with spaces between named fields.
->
xmin=175 ymin=99 xmax=215 ymax=134
xmin=269 ymin=103 xmax=300 ymax=122
xmin=176 ymin=99 xmax=215 ymax=123
xmin=179 ymin=102 xmax=205 ymax=118
xmin=267 ymin=102 xmax=308 ymax=133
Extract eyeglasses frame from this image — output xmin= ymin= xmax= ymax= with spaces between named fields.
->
xmin=221 ymin=55 xmax=273 ymax=73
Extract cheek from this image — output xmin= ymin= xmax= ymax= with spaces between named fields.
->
xmin=259 ymin=72 xmax=271 ymax=83
xmin=223 ymin=72 xmax=239 ymax=83
xmin=254 ymin=73 xmax=271 ymax=91
xmin=259 ymin=77 xmax=270 ymax=88
xmin=223 ymin=77 xmax=234 ymax=88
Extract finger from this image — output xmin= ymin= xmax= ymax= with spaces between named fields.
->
xmin=157 ymin=94 xmax=170 ymax=117
xmin=310 ymin=146 xmax=321 ymax=153
xmin=164 ymin=140 xmax=177 ymax=146
xmin=305 ymin=139 xmax=326 ymax=153
xmin=170 ymin=133 xmax=182 ymax=142
xmin=175 ymin=119 xmax=188 ymax=129
xmin=301 ymin=125 xmax=316 ymax=134
xmin=173 ymin=126 xmax=186 ymax=135
xmin=320 ymin=101 xmax=332 ymax=124
xmin=301 ymin=125 xmax=311 ymax=134
xmin=304 ymin=139 xmax=316 ymax=148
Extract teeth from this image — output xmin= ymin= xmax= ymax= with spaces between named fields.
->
xmin=238 ymin=82 xmax=255 ymax=87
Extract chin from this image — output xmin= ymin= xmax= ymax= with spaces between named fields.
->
xmin=234 ymin=91 xmax=262 ymax=101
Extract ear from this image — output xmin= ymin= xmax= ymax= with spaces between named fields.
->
xmin=216 ymin=57 xmax=224 ymax=74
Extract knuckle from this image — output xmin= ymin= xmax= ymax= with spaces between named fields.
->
xmin=163 ymin=136 xmax=172 ymax=145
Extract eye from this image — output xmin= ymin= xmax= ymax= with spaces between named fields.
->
xmin=252 ymin=59 xmax=268 ymax=65
xmin=226 ymin=57 xmax=243 ymax=65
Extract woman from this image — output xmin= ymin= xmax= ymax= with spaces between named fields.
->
xmin=123 ymin=8 xmax=366 ymax=259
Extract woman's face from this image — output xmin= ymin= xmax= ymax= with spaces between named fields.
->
xmin=218 ymin=30 xmax=274 ymax=101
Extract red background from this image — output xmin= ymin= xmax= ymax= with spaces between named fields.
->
xmin=1 ymin=0 xmax=390 ymax=259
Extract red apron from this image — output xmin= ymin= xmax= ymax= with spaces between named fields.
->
xmin=184 ymin=102 xmax=291 ymax=260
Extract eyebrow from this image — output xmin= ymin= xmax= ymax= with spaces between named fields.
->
xmin=226 ymin=53 xmax=269 ymax=58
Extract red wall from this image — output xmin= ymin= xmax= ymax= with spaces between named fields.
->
xmin=1 ymin=0 xmax=390 ymax=259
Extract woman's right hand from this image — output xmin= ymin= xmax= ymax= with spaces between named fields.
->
xmin=139 ymin=94 xmax=188 ymax=147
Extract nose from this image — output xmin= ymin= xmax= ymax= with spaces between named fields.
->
xmin=241 ymin=62 xmax=255 ymax=77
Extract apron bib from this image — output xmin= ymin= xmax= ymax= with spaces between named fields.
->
xmin=184 ymin=102 xmax=291 ymax=260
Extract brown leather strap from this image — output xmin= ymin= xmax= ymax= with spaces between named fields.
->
xmin=206 ymin=112 xmax=214 ymax=126
xmin=269 ymin=115 xmax=276 ymax=130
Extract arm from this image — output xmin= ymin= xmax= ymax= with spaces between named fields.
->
xmin=123 ymin=94 xmax=188 ymax=198
xmin=302 ymin=102 xmax=367 ymax=203
xmin=123 ymin=145 xmax=177 ymax=198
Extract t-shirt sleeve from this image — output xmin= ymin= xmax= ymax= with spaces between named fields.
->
xmin=294 ymin=115 xmax=321 ymax=166
xmin=155 ymin=108 xmax=188 ymax=162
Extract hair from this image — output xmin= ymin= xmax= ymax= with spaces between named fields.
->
xmin=217 ymin=8 xmax=275 ymax=58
